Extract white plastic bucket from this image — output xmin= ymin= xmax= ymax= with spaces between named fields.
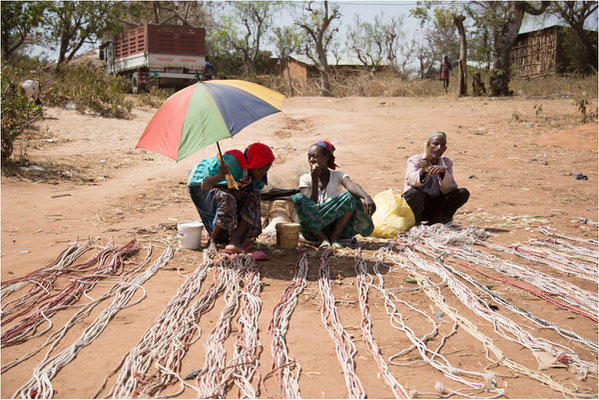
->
xmin=177 ymin=221 xmax=204 ymax=249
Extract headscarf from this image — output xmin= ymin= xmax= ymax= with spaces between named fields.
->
xmin=225 ymin=142 xmax=275 ymax=169
xmin=225 ymin=142 xmax=274 ymax=186
xmin=428 ymin=131 xmax=446 ymax=141
xmin=313 ymin=140 xmax=338 ymax=170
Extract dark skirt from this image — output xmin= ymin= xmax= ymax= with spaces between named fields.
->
xmin=189 ymin=185 xmax=262 ymax=243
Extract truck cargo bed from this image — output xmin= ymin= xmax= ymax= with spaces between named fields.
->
xmin=113 ymin=24 xmax=206 ymax=60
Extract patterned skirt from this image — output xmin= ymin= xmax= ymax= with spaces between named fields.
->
xmin=292 ymin=191 xmax=374 ymax=241
xmin=189 ymin=185 xmax=262 ymax=243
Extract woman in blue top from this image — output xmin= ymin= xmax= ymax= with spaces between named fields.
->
xmin=188 ymin=142 xmax=275 ymax=253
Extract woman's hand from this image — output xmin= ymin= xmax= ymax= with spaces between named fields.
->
xmin=363 ymin=195 xmax=376 ymax=215
xmin=218 ymin=162 xmax=230 ymax=179
xmin=310 ymin=163 xmax=322 ymax=179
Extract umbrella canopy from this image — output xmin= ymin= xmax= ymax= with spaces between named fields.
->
xmin=136 ymin=80 xmax=285 ymax=161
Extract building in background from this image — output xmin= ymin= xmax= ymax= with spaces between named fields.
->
xmin=511 ymin=24 xmax=598 ymax=78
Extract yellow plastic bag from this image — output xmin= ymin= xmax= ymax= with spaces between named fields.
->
xmin=371 ymin=189 xmax=415 ymax=238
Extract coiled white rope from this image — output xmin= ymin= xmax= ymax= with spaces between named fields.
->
xmin=194 ymin=257 xmax=246 ymax=398
xmin=213 ymin=255 xmax=263 ymax=398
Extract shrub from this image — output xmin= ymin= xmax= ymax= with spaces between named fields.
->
xmin=137 ymin=86 xmax=172 ymax=109
xmin=1 ymin=69 xmax=43 ymax=162
xmin=45 ymin=62 xmax=133 ymax=118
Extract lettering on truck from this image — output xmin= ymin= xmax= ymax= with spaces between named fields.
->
xmin=157 ymin=57 xmax=175 ymax=62
xmin=180 ymin=58 xmax=197 ymax=62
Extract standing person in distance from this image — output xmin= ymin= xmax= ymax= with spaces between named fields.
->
xmin=440 ymin=55 xmax=453 ymax=94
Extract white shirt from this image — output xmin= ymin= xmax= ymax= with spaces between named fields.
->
xmin=299 ymin=170 xmax=348 ymax=204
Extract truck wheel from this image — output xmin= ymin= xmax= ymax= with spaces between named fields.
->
xmin=131 ymin=72 xmax=145 ymax=94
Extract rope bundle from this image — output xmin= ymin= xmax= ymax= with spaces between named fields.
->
xmin=195 ymin=255 xmax=263 ymax=398
xmin=98 ymin=252 xmax=217 ymax=398
xmin=2 ymin=240 xmax=139 ymax=348
xmin=354 ymin=250 xmax=410 ymax=399
xmin=1 ymin=241 xmax=93 ymax=314
xmin=388 ymin=248 xmax=595 ymax=398
xmin=267 ymin=251 xmax=308 ymax=399
xmin=13 ymin=243 xmax=174 ymax=399
xmin=368 ymin=248 xmax=503 ymax=399
xmin=318 ymin=249 xmax=365 ymax=399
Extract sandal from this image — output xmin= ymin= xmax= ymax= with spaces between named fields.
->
xmin=331 ymin=242 xmax=342 ymax=249
xmin=319 ymin=240 xmax=331 ymax=249
xmin=251 ymin=250 xmax=268 ymax=261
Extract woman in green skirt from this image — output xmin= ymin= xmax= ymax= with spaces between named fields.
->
xmin=293 ymin=140 xmax=376 ymax=248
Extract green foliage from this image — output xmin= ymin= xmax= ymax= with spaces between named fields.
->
xmin=41 ymin=1 xmax=123 ymax=65
xmin=512 ymin=111 xmax=521 ymax=122
xmin=45 ymin=62 xmax=132 ymax=118
xmin=1 ymin=1 xmax=47 ymax=59
xmin=575 ymin=94 xmax=598 ymax=122
xmin=410 ymin=3 xmax=460 ymax=57
xmin=206 ymin=2 xmax=281 ymax=76
xmin=346 ymin=13 xmax=405 ymax=69
xmin=533 ymin=103 xmax=543 ymax=117
xmin=1 ymin=68 xmax=43 ymax=162
xmin=559 ymin=27 xmax=598 ymax=75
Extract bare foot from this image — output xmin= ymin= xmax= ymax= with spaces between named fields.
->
xmin=207 ymin=241 xmax=218 ymax=253
xmin=224 ymin=243 xmax=246 ymax=253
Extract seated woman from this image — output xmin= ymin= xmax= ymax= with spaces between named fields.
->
xmin=293 ymin=140 xmax=376 ymax=248
xmin=187 ymin=142 xmax=275 ymax=253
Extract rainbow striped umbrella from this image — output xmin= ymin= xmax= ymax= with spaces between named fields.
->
xmin=136 ymin=80 xmax=285 ymax=161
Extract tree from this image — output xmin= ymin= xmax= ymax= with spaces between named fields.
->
xmin=272 ymin=26 xmax=302 ymax=95
xmin=412 ymin=29 xmax=436 ymax=79
xmin=346 ymin=13 xmax=405 ymax=71
xmin=453 ymin=14 xmax=468 ymax=96
xmin=549 ymin=1 xmax=598 ymax=74
xmin=206 ymin=2 xmax=280 ymax=77
xmin=468 ymin=1 xmax=550 ymax=96
xmin=468 ymin=24 xmax=493 ymax=70
xmin=40 ymin=1 xmax=122 ymax=66
xmin=115 ymin=1 xmax=214 ymax=28
xmin=207 ymin=15 xmax=243 ymax=78
xmin=295 ymin=1 xmax=342 ymax=97
xmin=229 ymin=2 xmax=281 ymax=75
xmin=1 ymin=1 xmax=47 ymax=60
xmin=411 ymin=4 xmax=466 ymax=95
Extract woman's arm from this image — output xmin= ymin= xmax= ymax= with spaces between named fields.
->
xmin=300 ymin=166 xmax=322 ymax=202
xmin=341 ymin=176 xmax=376 ymax=215
xmin=200 ymin=163 xmax=229 ymax=190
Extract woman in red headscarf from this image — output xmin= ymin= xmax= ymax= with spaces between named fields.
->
xmin=187 ymin=142 xmax=275 ymax=253
xmin=293 ymin=141 xmax=376 ymax=248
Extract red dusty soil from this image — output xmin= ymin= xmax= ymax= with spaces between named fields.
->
xmin=1 ymin=96 xmax=597 ymax=398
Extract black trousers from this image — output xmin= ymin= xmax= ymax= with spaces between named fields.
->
xmin=403 ymin=187 xmax=469 ymax=225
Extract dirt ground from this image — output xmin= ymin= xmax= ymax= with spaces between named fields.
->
xmin=1 ymin=95 xmax=597 ymax=399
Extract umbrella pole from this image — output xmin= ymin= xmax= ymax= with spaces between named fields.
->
xmin=216 ymin=141 xmax=224 ymax=159
xmin=215 ymin=141 xmax=238 ymax=190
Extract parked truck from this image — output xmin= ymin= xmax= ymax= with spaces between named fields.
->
xmin=100 ymin=24 xmax=207 ymax=94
